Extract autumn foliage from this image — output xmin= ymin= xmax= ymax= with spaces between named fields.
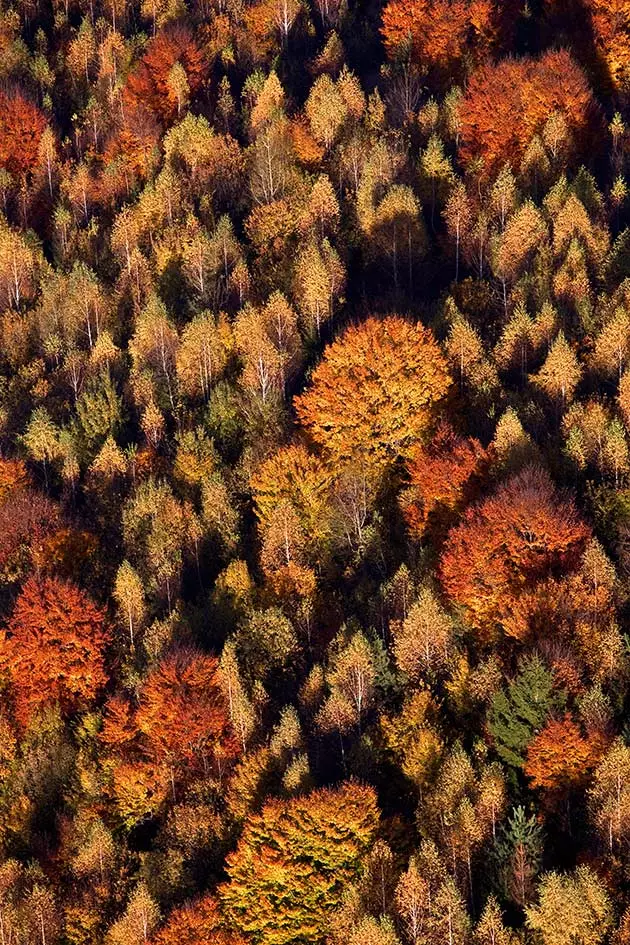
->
xmin=295 ymin=316 xmax=451 ymax=467
xmin=220 ymin=783 xmax=379 ymax=944
xmin=400 ymin=423 xmax=487 ymax=540
xmin=381 ymin=0 xmax=497 ymax=75
xmin=136 ymin=650 xmax=238 ymax=772
xmin=459 ymin=49 xmax=598 ymax=177
xmin=440 ymin=467 xmax=590 ymax=641
xmin=124 ymin=25 xmax=208 ymax=125
xmin=0 ymin=576 xmax=109 ymax=727
xmin=0 ymin=90 xmax=47 ymax=180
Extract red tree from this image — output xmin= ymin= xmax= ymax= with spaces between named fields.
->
xmin=0 ymin=90 xmax=47 ymax=180
xmin=0 ymin=576 xmax=109 ymax=727
xmin=439 ymin=467 xmax=590 ymax=642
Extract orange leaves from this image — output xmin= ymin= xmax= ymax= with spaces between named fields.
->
xmin=0 ymin=90 xmax=47 ymax=180
xmin=136 ymin=650 xmax=238 ymax=770
xmin=124 ymin=25 xmax=208 ymax=125
xmin=153 ymin=896 xmax=245 ymax=945
xmin=439 ymin=467 xmax=590 ymax=642
xmin=459 ymin=49 xmax=597 ymax=178
xmin=381 ymin=0 xmax=494 ymax=74
xmin=525 ymin=715 xmax=605 ymax=801
xmin=295 ymin=316 xmax=451 ymax=469
xmin=0 ymin=576 xmax=109 ymax=727
xmin=400 ymin=423 xmax=487 ymax=540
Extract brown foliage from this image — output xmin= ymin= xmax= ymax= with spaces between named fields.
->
xmin=525 ymin=715 xmax=605 ymax=800
xmin=381 ymin=0 xmax=496 ymax=74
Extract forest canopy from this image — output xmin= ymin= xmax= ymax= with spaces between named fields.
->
xmin=3 ymin=0 xmax=630 ymax=944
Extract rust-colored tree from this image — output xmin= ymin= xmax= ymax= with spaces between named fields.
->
xmin=153 ymin=895 xmax=245 ymax=945
xmin=0 ymin=576 xmax=109 ymax=727
xmin=459 ymin=50 xmax=598 ymax=178
xmin=124 ymin=25 xmax=208 ymax=125
xmin=439 ymin=467 xmax=590 ymax=642
xmin=136 ymin=649 xmax=239 ymax=778
xmin=0 ymin=90 xmax=47 ymax=180
xmin=400 ymin=423 xmax=487 ymax=541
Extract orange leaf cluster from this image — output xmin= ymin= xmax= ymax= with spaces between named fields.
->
xmin=400 ymin=422 xmax=487 ymax=540
xmin=295 ymin=316 xmax=451 ymax=467
xmin=0 ymin=90 xmax=47 ymax=179
xmin=153 ymin=895 xmax=245 ymax=945
xmin=124 ymin=25 xmax=208 ymax=125
xmin=136 ymin=650 xmax=239 ymax=769
xmin=439 ymin=466 xmax=590 ymax=641
xmin=525 ymin=715 xmax=606 ymax=800
xmin=381 ymin=0 xmax=496 ymax=72
xmin=0 ymin=576 xmax=109 ymax=727
xmin=459 ymin=49 xmax=598 ymax=178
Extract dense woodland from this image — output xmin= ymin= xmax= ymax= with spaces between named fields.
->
xmin=6 ymin=0 xmax=630 ymax=942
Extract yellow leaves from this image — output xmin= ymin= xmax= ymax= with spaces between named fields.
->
xmin=493 ymin=201 xmax=547 ymax=284
xmin=530 ymin=331 xmax=582 ymax=407
xmin=176 ymin=312 xmax=232 ymax=400
xmin=305 ymin=74 xmax=348 ymax=149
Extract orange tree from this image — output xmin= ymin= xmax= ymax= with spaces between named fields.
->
xmin=294 ymin=316 xmax=451 ymax=471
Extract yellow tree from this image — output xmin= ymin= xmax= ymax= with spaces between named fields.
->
xmin=219 ymin=783 xmax=379 ymax=944
xmin=525 ymin=868 xmax=612 ymax=945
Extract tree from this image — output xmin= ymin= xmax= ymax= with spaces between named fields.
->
xmin=394 ymin=844 xmax=470 ymax=945
xmin=295 ymin=316 xmax=451 ymax=468
xmin=0 ymin=90 xmax=47 ymax=180
xmin=305 ymin=75 xmax=347 ymax=149
xmin=219 ymin=783 xmax=379 ymax=944
xmin=153 ymin=895 xmax=246 ymax=945
xmin=0 ymin=576 xmax=109 ymax=727
xmin=589 ymin=738 xmax=630 ymax=854
xmin=440 ymin=467 xmax=589 ymax=641
xmin=124 ymin=24 xmax=207 ymax=125
xmin=474 ymin=896 xmax=512 ymax=945
xmin=488 ymin=654 xmax=565 ymax=770
xmin=113 ymin=560 xmax=146 ymax=649
xmin=129 ymin=295 xmax=178 ymax=412
xmin=459 ymin=50 xmax=597 ymax=178
xmin=136 ymin=649 xmax=238 ymax=782
xmin=106 ymin=882 xmax=160 ymax=945
xmin=400 ymin=423 xmax=486 ymax=540
xmin=525 ymin=715 xmax=601 ymax=801
xmin=251 ymin=444 xmax=334 ymax=558
xmin=530 ymin=332 xmax=582 ymax=408
xmin=381 ymin=0 xmax=494 ymax=77
xmin=318 ymin=631 xmax=377 ymax=734
xmin=525 ymin=867 xmax=613 ymax=945
xmin=176 ymin=312 xmax=232 ymax=401
xmin=495 ymin=807 xmax=543 ymax=909
xmin=392 ymin=588 xmax=456 ymax=683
